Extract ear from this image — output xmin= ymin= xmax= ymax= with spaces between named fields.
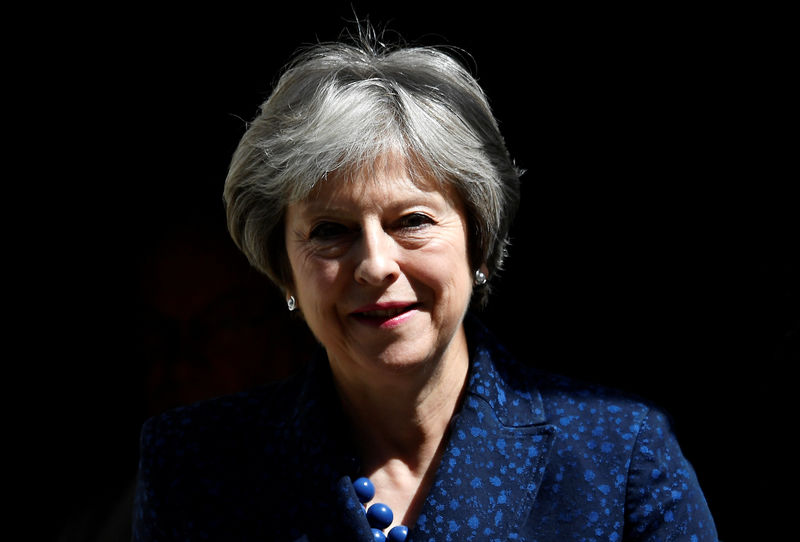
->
xmin=277 ymin=271 xmax=296 ymax=302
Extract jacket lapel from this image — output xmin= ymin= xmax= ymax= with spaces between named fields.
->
xmin=409 ymin=321 xmax=556 ymax=541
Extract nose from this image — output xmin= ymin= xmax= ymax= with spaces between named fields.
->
xmin=354 ymin=223 xmax=400 ymax=286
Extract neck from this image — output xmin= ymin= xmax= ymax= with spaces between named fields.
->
xmin=331 ymin=325 xmax=470 ymax=473
xmin=330 ymin=326 xmax=470 ymax=528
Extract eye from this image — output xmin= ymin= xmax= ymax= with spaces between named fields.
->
xmin=397 ymin=212 xmax=434 ymax=230
xmin=309 ymin=221 xmax=350 ymax=240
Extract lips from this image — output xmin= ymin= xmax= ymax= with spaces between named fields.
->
xmin=350 ymin=302 xmax=420 ymax=327
xmin=357 ymin=307 xmax=410 ymax=318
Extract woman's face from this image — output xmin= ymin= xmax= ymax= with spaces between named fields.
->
xmin=284 ymin=157 xmax=474 ymax=380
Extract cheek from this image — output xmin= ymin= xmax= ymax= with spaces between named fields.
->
xmin=406 ymin=242 xmax=472 ymax=296
xmin=293 ymin=255 xmax=344 ymax=301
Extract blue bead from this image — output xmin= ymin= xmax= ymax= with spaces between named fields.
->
xmin=353 ymin=477 xmax=375 ymax=503
xmin=366 ymin=503 xmax=393 ymax=529
xmin=371 ymin=528 xmax=387 ymax=541
xmin=387 ymin=525 xmax=409 ymax=542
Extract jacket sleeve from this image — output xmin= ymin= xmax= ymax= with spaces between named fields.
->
xmin=624 ymin=407 xmax=719 ymax=541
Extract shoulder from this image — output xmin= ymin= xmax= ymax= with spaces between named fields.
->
xmin=132 ymin=361 xmax=334 ymax=540
xmin=535 ymin=370 xmax=659 ymax=427
xmin=466 ymin=315 xmax=675 ymax=454
xmin=134 ymin=366 xmax=312 ymax=520
xmin=139 ymin=367 xmax=307 ymax=454
xmin=466 ymin=314 xmax=661 ymax=429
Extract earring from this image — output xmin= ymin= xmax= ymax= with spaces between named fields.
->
xmin=287 ymin=295 xmax=297 ymax=311
xmin=474 ymin=269 xmax=487 ymax=286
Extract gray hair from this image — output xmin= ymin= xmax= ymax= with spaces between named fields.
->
xmin=223 ymin=35 xmax=521 ymax=307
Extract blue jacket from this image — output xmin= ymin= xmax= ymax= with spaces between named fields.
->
xmin=133 ymin=317 xmax=718 ymax=541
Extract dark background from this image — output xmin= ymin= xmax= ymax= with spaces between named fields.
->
xmin=20 ymin=3 xmax=794 ymax=541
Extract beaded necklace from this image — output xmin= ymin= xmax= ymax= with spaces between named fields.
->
xmin=352 ymin=477 xmax=409 ymax=542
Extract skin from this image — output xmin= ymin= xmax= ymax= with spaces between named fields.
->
xmin=284 ymin=154 xmax=483 ymax=528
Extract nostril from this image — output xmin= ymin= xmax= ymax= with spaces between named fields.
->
xmin=354 ymin=259 xmax=400 ymax=285
xmin=354 ymin=258 xmax=398 ymax=286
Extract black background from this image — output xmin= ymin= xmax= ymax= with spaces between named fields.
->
xmin=19 ymin=3 xmax=794 ymax=541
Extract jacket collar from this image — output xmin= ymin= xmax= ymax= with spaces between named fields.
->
xmin=463 ymin=314 xmax=548 ymax=427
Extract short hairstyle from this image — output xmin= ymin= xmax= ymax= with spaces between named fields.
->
xmin=223 ymin=32 xmax=521 ymax=307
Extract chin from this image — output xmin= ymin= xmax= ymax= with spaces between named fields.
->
xmin=359 ymin=338 xmax=448 ymax=375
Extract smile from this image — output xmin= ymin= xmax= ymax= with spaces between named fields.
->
xmin=358 ymin=307 xmax=408 ymax=318
xmin=350 ymin=302 xmax=420 ymax=328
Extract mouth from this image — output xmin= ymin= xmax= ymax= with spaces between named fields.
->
xmin=350 ymin=302 xmax=421 ymax=328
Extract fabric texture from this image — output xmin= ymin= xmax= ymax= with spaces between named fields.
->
xmin=132 ymin=316 xmax=718 ymax=541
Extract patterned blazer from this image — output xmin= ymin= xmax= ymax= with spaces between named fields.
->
xmin=133 ymin=316 xmax=719 ymax=541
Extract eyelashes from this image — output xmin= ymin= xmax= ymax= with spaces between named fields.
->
xmin=309 ymin=221 xmax=350 ymax=240
xmin=307 ymin=212 xmax=435 ymax=241
xmin=397 ymin=212 xmax=434 ymax=230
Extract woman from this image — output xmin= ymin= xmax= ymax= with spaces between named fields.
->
xmin=132 ymin=31 xmax=719 ymax=541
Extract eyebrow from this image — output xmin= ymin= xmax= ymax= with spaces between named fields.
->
xmin=297 ymin=194 xmax=443 ymax=218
